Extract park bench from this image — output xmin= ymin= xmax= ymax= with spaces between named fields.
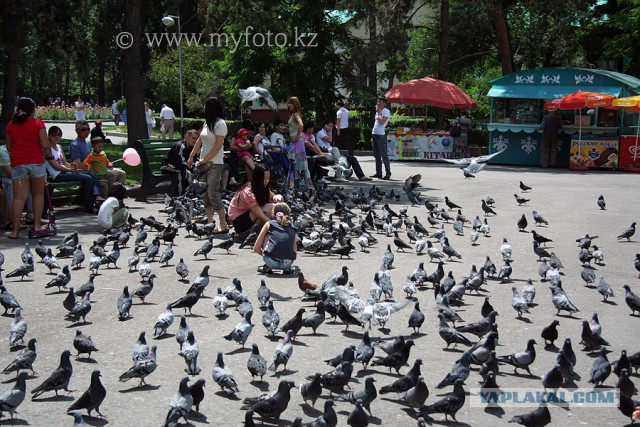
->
xmin=128 ymin=138 xmax=181 ymax=202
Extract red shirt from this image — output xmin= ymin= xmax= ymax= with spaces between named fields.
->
xmin=6 ymin=117 xmax=46 ymax=167
xmin=228 ymin=185 xmax=257 ymax=220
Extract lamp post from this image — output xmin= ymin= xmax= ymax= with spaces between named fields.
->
xmin=162 ymin=14 xmax=184 ymax=137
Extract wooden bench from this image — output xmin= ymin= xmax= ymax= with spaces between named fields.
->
xmin=48 ymin=140 xmax=85 ymax=206
xmin=129 ymin=138 xmax=181 ymax=202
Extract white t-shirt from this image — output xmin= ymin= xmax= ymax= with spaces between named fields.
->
xmin=98 ymin=197 xmax=120 ymax=229
xmin=45 ymin=145 xmax=65 ymax=179
xmin=200 ymin=119 xmax=228 ymax=164
xmin=336 ymin=107 xmax=349 ymax=129
xmin=75 ymin=101 xmax=86 ymax=120
xmin=160 ymin=106 xmax=175 ymax=120
xmin=372 ymin=107 xmax=391 ymax=135
xmin=256 ymin=135 xmax=271 ymax=157
xmin=316 ymin=128 xmax=332 ymax=150
xmin=270 ymin=132 xmax=286 ymax=149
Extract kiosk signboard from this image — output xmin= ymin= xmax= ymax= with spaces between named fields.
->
xmin=569 ymin=135 xmax=620 ymax=169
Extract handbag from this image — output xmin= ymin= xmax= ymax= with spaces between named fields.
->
xmin=196 ymin=161 xmax=213 ymax=173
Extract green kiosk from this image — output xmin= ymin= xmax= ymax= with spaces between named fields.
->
xmin=486 ymin=68 xmax=640 ymax=167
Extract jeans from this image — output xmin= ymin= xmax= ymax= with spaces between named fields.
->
xmin=371 ymin=134 xmax=390 ymax=176
xmin=344 ymin=154 xmax=365 ymax=178
xmin=53 ymin=171 xmax=99 ymax=212
xmin=263 ymin=255 xmax=294 ymax=272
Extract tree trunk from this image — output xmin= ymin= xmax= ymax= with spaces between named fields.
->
xmin=436 ymin=0 xmax=449 ymax=128
xmin=368 ymin=4 xmax=378 ymax=101
xmin=98 ymin=62 xmax=106 ymax=106
xmin=122 ymin=0 xmax=148 ymax=142
xmin=0 ymin=3 xmax=27 ymax=138
xmin=492 ymin=0 xmax=515 ymax=75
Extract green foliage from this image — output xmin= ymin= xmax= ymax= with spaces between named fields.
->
xmin=115 ymin=98 xmax=126 ymax=115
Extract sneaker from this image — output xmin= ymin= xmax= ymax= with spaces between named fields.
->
xmin=359 ymin=176 xmax=373 ymax=181
xmin=335 ymin=177 xmax=348 ymax=182
xmin=318 ymin=178 xmax=331 ymax=184
xmin=382 ymin=174 xmax=391 ymax=180
xmin=370 ymin=174 xmax=382 ymax=178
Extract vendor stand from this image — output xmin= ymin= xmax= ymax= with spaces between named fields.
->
xmin=485 ymin=68 xmax=640 ymax=168
xmin=384 ymin=77 xmax=477 ymax=160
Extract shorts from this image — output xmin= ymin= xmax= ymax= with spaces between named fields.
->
xmin=11 ymin=163 xmax=46 ymax=180
xmin=231 ymin=210 xmax=254 ymax=233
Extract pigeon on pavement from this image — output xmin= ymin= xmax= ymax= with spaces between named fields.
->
xmin=31 ymin=350 xmax=74 ymax=399
xmin=66 ymin=369 xmax=107 ymax=418
xmin=153 ymin=304 xmax=174 ymax=339
xmin=119 ymin=345 xmax=157 ymax=386
xmin=617 ymin=222 xmax=636 ymax=241
xmin=3 ymin=337 xmax=37 ymax=376
xmin=163 ymin=377 xmax=192 ymax=427
xmin=73 ymin=329 xmax=99 ymax=359
xmin=0 ymin=371 xmax=28 ymax=419
xmin=247 ymin=343 xmax=268 ymax=381
xmin=241 ymin=380 xmax=295 ymax=422
xmin=212 ymin=352 xmax=239 ymax=393
xmin=509 ymin=404 xmax=551 ymax=426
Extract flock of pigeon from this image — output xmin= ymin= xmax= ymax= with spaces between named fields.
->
xmin=0 ymin=163 xmax=639 ymax=426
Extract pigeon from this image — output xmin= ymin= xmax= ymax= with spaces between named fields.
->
xmin=66 ymin=369 xmax=107 ymax=418
xmin=420 ymin=379 xmax=465 ymax=422
xmin=269 ymin=330 xmax=294 ymax=373
xmin=281 ymin=308 xmax=306 ymax=339
xmin=212 ymin=352 xmax=239 ymax=393
xmin=370 ymin=340 xmax=415 ymax=374
xmin=517 ymin=214 xmax=528 ymax=231
xmin=159 ymin=242 xmax=174 ymax=265
xmin=393 ymin=231 xmax=412 ymax=251
xmin=213 ymin=237 xmax=234 ymax=254
xmin=596 ymin=195 xmax=606 ymax=210
xmin=591 ymin=245 xmax=604 ymax=265
xmin=137 ymin=257 xmax=151 ymax=281
xmin=379 ymin=358 xmax=423 ymax=394
xmin=193 ymin=236 xmax=214 ymax=259
xmin=441 ymin=149 xmax=506 ymax=175
xmin=382 ymin=244 xmax=394 ymax=269
xmin=213 ymin=287 xmax=229 ymax=316
xmin=500 ymin=238 xmax=512 ymax=260
xmin=262 ymin=300 xmax=280 ymax=336
xmin=455 ymin=311 xmax=498 ymax=338
xmin=438 ymin=313 xmax=472 ymax=348
xmin=509 ymin=405 xmax=551 ymax=426
xmin=189 ymin=378 xmax=206 ymax=415
xmin=0 ymin=371 xmax=28 ymax=419
xmin=540 ymin=320 xmax=560 ymax=347
xmin=580 ymin=320 xmax=609 ymax=352
xmin=549 ymin=284 xmax=579 ymax=316
xmin=336 ymin=377 xmax=377 ymax=416
xmin=437 ymin=351 xmax=471 ymax=388
xmin=617 ymin=222 xmax=636 ymax=241
xmin=175 ymin=315 xmax=192 ymax=351
xmin=257 ymin=279 xmax=271 ymax=307
xmin=498 ymin=339 xmax=537 ymax=375
xmin=175 ymin=258 xmax=189 ymax=281
xmin=0 ymin=285 xmax=21 ymax=315
xmin=131 ymin=331 xmax=149 ymax=363
xmin=519 ymin=181 xmax=532 ymax=192
xmin=31 ymin=350 xmax=74 ymax=399
xmin=347 ymin=399 xmax=369 ymax=427
xmin=73 ymin=329 xmax=99 ymax=359
xmin=444 ymin=196 xmax=461 ymax=211
xmin=9 ymin=308 xmax=27 ymax=347
xmin=45 ymin=265 xmax=72 ymax=292
xmin=581 ymin=266 xmax=596 ymax=286
xmin=511 ymin=287 xmax=530 ymax=317
xmin=481 ymin=199 xmax=497 ymax=216
xmin=402 ymin=375 xmax=429 ymax=409
xmin=532 ymin=210 xmax=548 ymax=226
xmin=153 ymin=304 xmax=174 ymax=339
xmin=354 ymin=331 xmax=375 ymax=370
xmin=302 ymin=301 xmax=326 ymax=334
xmin=170 ymin=288 xmax=204 ymax=315
xmin=623 ymin=285 xmax=640 ymax=315
xmin=588 ymin=347 xmax=612 ymax=386
xmin=498 ymin=259 xmax=513 ymax=283
xmin=132 ymin=274 xmax=155 ymax=303
xmin=223 ymin=312 xmax=253 ymax=347
xmin=117 ymin=285 xmax=133 ymax=320
xmin=163 ymin=377 xmax=192 ymax=427
xmin=2 ymin=337 xmax=37 ymax=376
xmin=299 ymin=373 xmax=323 ymax=408
xmin=481 ymin=298 xmax=494 ymax=319
xmin=533 ymin=241 xmax=550 ymax=260
xmin=247 ymin=344 xmax=268 ymax=381
xmin=242 ymin=380 xmax=295 ymax=422
xmin=522 ymin=279 xmax=536 ymax=305
xmin=614 ymin=350 xmax=631 ymax=378
xmin=531 ymin=230 xmax=553 ymax=246
xmin=514 ymin=194 xmax=530 ymax=205
xmin=5 ymin=261 xmax=34 ymax=280
xmin=119 ymin=345 xmax=157 ymax=386
xmin=616 ymin=369 xmax=637 ymax=398
xmin=297 ymin=271 xmax=318 ymax=294
xmin=408 ymin=302 xmax=425 ymax=333
xmin=541 ymin=365 xmax=563 ymax=394
xmin=179 ymin=331 xmax=201 ymax=375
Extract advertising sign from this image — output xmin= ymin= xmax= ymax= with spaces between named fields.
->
xmin=388 ymin=130 xmax=454 ymax=160
xmin=569 ymin=135 xmax=619 ymax=169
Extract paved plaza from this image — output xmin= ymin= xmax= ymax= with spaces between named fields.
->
xmin=1 ymin=156 xmax=639 ymax=426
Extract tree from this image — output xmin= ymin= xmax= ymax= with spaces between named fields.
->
xmin=122 ymin=0 xmax=147 ymax=142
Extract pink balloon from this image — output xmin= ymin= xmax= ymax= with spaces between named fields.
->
xmin=123 ymin=148 xmax=141 ymax=166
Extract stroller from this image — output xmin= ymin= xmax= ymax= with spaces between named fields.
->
xmin=259 ymin=149 xmax=292 ymax=195
xmin=28 ymin=183 xmax=57 ymax=239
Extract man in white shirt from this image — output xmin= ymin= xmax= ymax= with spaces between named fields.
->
xmin=74 ymin=97 xmax=86 ymax=121
xmin=336 ymin=101 xmax=353 ymax=155
xmin=371 ymin=97 xmax=391 ymax=179
xmin=160 ymin=104 xmax=176 ymax=139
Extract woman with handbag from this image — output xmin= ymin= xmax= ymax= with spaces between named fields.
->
xmin=188 ymin=97 xmax=230 ymax=233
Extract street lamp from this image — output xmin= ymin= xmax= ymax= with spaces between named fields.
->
xmin=162 ymin=14 xmax=184 ymax=137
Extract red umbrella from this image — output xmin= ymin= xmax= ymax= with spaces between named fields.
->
xmin=385 ymin=77 xmax=477 ymax=109
xmin=543 ymin=91 xmax=616 ymax=111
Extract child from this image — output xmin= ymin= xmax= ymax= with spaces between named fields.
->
xmin=83 ymin=136 xmax=126 ymax=198
xmin=97 ymin=183 xmax=129 ymax=232
xmin=253 ymin=202 xmax=297 ymax=275
xmin=231 ymin=128 xmax=255 ymax=177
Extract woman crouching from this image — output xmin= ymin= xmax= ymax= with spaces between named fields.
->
xmin=253 ymin=202 xmax=297 ymax=275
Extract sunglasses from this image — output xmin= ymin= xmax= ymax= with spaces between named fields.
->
xmin=77 ymin=128 xmax=90 ymax=131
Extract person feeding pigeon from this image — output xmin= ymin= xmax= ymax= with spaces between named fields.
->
xmin=253 ymin=202 xmax=297 ymax=274
xmin=228 ymin=164 xmax=283 ymax=235
xmin=97 ymin=183 xmax=129 ymax=232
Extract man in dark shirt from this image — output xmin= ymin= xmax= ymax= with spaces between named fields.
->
xmin=90 ymin=120 xmax=112 ymax=144
xmin=538 ymin=110 xmax=562 ymax=168
xmin=162 ymin=128 xmax=199 ymax=195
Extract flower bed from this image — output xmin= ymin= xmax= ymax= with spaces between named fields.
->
xmin=35 ymin=105 xmax=113 ymax=121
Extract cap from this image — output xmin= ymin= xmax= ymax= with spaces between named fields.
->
xmin=237 ymin=128 xmax=250 ymax=137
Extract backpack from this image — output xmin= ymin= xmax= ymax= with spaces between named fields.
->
xmin=450 ymin=122 xmax=462 ymax=137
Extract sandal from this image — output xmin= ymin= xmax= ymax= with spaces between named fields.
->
xmin=7 ymin=233 xmax=19 ymax=239
xmin=257 ymin=265 xmax=272 ymax=274
xmin=211 ymin=228 xmax=229 ymax=235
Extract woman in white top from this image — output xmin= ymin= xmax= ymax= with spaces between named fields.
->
xmin=144 ymin=102 xmax=156 ymax=138
xmin=188 ymin=97 xmax=230 ymax=232
xmin=45 ymin=126 xmax=101 ymax=214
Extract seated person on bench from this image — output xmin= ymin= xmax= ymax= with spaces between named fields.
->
xmin=162 ymin=128 xmax=199 ymax=196
xmin=230 ymin=128 xmax=255 ymax=178
xmin=83 ymin=137 xmax=126 ymax=198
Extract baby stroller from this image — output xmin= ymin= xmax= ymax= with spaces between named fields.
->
xmin=260 ymin=149 xmax=291 ymax=195
xmin=28 ymin=183 xmax=57 ymax=239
